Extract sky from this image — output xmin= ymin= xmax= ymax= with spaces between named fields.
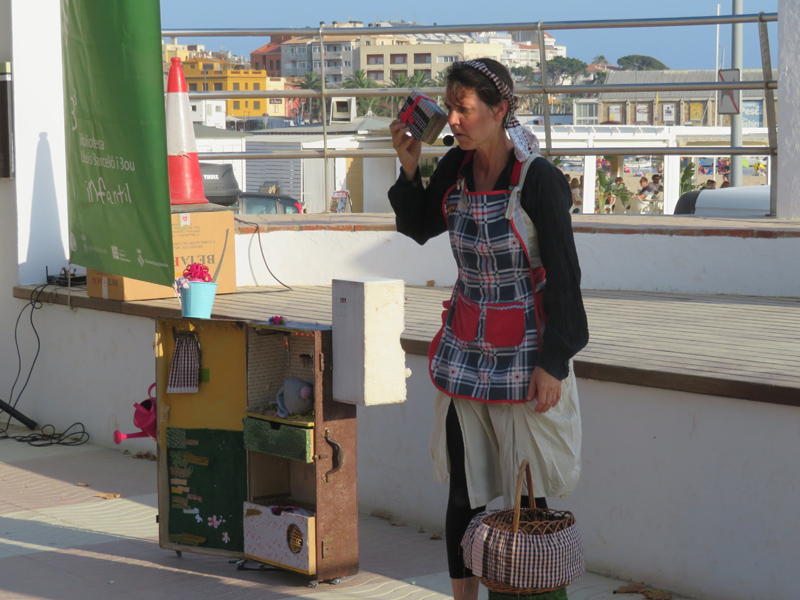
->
xmin=159 ymin=0 xmax=778 ymax=71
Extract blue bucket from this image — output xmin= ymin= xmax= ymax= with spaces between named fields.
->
xmin=181 ymin=282 xmax=217 ymax=319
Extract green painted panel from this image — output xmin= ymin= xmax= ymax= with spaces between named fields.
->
xmin=243 ymin=417 xmax=313 ymax=463
xmin=166 ymin=428 xmax=246 ymax=552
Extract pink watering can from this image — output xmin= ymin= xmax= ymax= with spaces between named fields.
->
xmin=114 ymin=383 xmax=157 ymax=444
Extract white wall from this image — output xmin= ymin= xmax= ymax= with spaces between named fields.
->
xmin=234 ymin=227 xmax=800 ymax=297
xmin=549 ymin=380 xmax=800 ymax=600
xmin=778 ymin=0 xmax=800 ymax=219
xmin=362 ymin=156 xmax=398 ymax=213
xmin=10 ymin=0 xmax=68 ymax=285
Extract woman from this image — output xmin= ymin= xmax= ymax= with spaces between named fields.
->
xmin=388 ymin=59 xmax=588 ymax=600
xmin=570 ymin=177 xmax=583 ymax=211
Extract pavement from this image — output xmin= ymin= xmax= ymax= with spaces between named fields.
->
xmin=0 ymin=425 xmax=694 ymax=600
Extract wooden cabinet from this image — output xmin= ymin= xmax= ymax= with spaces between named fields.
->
xmin=155 ymin=317 xmax=358 ymax=581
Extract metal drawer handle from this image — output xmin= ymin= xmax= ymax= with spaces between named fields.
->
xmin=323 ymin=428 xmax=343 ymax=483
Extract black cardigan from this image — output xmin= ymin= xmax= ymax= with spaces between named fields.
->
xmin=388 ymin=147 xmax=589 ymax=380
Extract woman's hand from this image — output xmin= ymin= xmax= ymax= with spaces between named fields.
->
xmin=390 ymin=119 xmax=421 ymax=180
xmin=527 ymin=367 xmax=561 ymax=413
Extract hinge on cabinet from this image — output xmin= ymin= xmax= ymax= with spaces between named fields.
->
xmin=321 ymin=536 xmax=335 ymax=558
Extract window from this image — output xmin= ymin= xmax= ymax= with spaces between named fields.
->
xmin=574 ymin=101 xmax=599 ymax=125
xmin=391 ymin=70 xmax=408 ymax=82
xmin=414 ymin=53 xmax=431 ymax=64
xmin=289 ymin=47 xmax=295 ymax=54
xmin=245 ymin=101 xmax=249 ymax=108
xmin=390 ymin=54 xmax=407 ymax=65
xmin=297 ymin=61 xmax=306 ymax=69
xmin=313 ymin=60 xmax=320 ymax=68
xmin=269 ymin=59 xmax=274 ymax=70
xmin=233 ymin=101 xmax=240 ymax=109
xmin=367 ymin=54 xmax=383 ymax=65
xmin=216 ymin=106 xmax=223 ymax=112
xmin=312 ymin=46 xmax=319 ymax=53
xmin=233 ymin=82 xmax=240 ymax=91
xmin=203 ymin=63 xmax=213 ymax=70
xmin=365 ymin=40 xmax=371 ymax=46
xmin=297 ymin=46 xmax=307 ymax=54
xmin=254 ymin=83 xmax=260 ymax=90
xmin=414 ymin=69 xmax=432 ymax=79
xmin=191 ymin=105 xmax=197 ymax=112
xmin=214 ymin=83 xmax=222 ymax=91
xmin=188 ymin=83 xmax=198 ymax=91
xmin=344 ymin=45 xmax=352 ymax=51
xmin=344 ymin=61 xmax=352 ymax=67
xmin=277 ymin=60 xmax=280 ymax=70
xmin=438 ymin=55 xmax=458 ymax=63
xmin=245 ymin=82 xmax=249 ymax=90
xmin=367 ymin=70 xmax=383 ymax=81
xmin=254 ymin=101 xmax=260 ymax=110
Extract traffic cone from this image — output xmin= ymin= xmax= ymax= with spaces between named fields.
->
xmin=166 ymin=57 xmax=208 ymax=204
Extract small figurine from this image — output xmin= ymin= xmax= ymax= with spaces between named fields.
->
xmin=273 ymin=377 xmax=314 ymax=418
xmin=269 ymin=316 xmax=286 ymax=325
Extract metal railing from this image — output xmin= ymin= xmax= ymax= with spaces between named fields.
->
xmin=164 ymin=11 xmax=779 ymax=214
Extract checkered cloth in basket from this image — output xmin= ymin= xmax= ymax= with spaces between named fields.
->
xmin=461 ymin=460 xmax=584 ymax=593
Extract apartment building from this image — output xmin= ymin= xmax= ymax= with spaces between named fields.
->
xmin=250 ymin=35 xmax=293 ymax=77
xmin=182 ymin=57 xmax=268 ymax=118
xmin=357 ymin=36 xmax=502 ymax=83
xmin=280 ymin=35 xmax=359 ymax=85
xmin=510 ymin=31 xmax=566 ymax=61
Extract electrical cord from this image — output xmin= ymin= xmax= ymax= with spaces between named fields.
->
xmin=0 ymin=283 xmax=90 ymax=446
xmin=234 ymin=216 xmax=293 ymax=291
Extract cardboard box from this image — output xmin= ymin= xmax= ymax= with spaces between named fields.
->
xmin=87 ymin=209 xmax=236 ymax=301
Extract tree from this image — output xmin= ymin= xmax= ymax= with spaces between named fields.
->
xmin=617 ymin=55 xmax=669 ymax=71
xmin=298 ymin=71 xmax=323 ymax=121
xmin=342 ymin=69 xmax=379 ymax=116
xmin=545 ymin=56 xmax=588 ymax=85
xmin=590 ymin=70 xmax=608 ymax=86
xmin=511 ymin=65 xmax=542 ymax=114
xmin=592 ymin=55 xmax=608 ymax=66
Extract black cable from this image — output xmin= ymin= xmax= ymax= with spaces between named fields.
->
xmin=234 ymin=217 xmax=293 ymax=291
xmin=0 ymin=283 xmax=91 ymax=446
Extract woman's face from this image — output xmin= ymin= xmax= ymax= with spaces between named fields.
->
xmin=445 ymin=87 xmax=505 ymax=151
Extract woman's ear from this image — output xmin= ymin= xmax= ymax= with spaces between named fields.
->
xmin=495 ymin=99 xmax=509 ymax=123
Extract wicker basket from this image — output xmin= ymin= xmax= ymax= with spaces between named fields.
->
xmin=461 ymin=460 xmax=584 ymax=595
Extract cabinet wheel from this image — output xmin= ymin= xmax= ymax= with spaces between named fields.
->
xmin=331 ymin=578 xmax=341 ymax=585
xmin=175 ymin=550 xmax=182 ymax=557
xmin=309 ymin=580 xmax=319 ymax=588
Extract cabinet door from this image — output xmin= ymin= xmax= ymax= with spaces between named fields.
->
xmin=313 ymin=330 xmax=359 ymax=580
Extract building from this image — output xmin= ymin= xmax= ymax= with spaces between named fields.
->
xmin=280 ymin=35 xmax=359 ymax=85
xmin=189 ymin=99 xmax=227 ymax=129
xmin=510 ymin=30 xmax=566 ymax=60
xmin=182 ymin=57 xmax=269 ymax=118
xmin=472 ymin=32 xmax=520 ymax=70
xmin=580 ymin=68 xmax=777 ymax=126
xmin=250 ymin=36 xmax=292 ymax=77
xmin=357 ymin=36 xmax=502 ymax=83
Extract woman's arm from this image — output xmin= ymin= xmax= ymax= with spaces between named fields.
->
xmin=388 ymin=145 xmax=465 ymax=245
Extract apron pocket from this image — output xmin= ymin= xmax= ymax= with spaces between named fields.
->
xmin=484 ymin=302 xmax=525 ymax=347
xmin=452 ymin=295 xmax=480 ymax=343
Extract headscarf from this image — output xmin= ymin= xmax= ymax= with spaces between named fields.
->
xmin=454 ymin=60 xmax=540 ymax=161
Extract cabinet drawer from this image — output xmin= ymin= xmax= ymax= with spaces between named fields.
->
xmin=243 ymin=417 xmax=313 ymax=463
xmin=243 ymin=501 xmax=316 ymax=575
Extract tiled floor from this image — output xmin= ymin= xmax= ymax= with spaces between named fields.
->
xmin=0 ymin=427 xmax=694 ymax=600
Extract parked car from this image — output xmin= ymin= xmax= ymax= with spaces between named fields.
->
xmin=235 ymin=193 xmax=304 ymax=215
xmin=674 ymin=185 xmax=770 ymax=217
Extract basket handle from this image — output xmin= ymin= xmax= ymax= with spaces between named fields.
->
xmin=512 ymin=460 xmax=535 ymax=534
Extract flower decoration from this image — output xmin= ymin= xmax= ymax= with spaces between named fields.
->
xmin=174 ymin=262 xmax=211 ymax=298
xmin=208 ymin=515 xmax=221 ymax=529
xmin=222 ymin=532 xmax=230 ymax=544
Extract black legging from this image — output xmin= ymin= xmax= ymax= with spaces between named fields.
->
xmin=445 ymin=400 xmax=547 ymax=579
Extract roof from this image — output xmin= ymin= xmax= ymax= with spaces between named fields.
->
xmin=247 ymin=115 xmax=393 ymax=136
xmin=251 ymin=42 xmax=282 ymax=55
xmin=600 ymin=69 xmax=776 ymax=100
xmin=193 ymin=123 xmax=247 ymax=139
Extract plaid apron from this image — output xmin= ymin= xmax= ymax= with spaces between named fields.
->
xmin=429 ymin=152 xmax=545 ymax=403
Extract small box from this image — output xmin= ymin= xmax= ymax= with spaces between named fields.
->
xmin=243 ymin=501 xmax=316 ymax=575
xmin=332 ymin=278 xmax=407 ymax=406
xmin=397 ymin=90 xmax=448 ymax=145
xmin=87 ymin=208 xmax=236 ymax=301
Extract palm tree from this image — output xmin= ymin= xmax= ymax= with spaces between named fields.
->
xmin=298 ymin=71 xmax=323 ymax=122
xmin=342 ymin=70 xmax=379 ymax=116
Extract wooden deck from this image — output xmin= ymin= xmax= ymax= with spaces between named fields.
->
xmin=13 ymin=284 xmax=800 ymax=407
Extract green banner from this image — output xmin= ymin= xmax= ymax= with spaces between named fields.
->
xmin=61 ymin=0 xmax=173 ymax=286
